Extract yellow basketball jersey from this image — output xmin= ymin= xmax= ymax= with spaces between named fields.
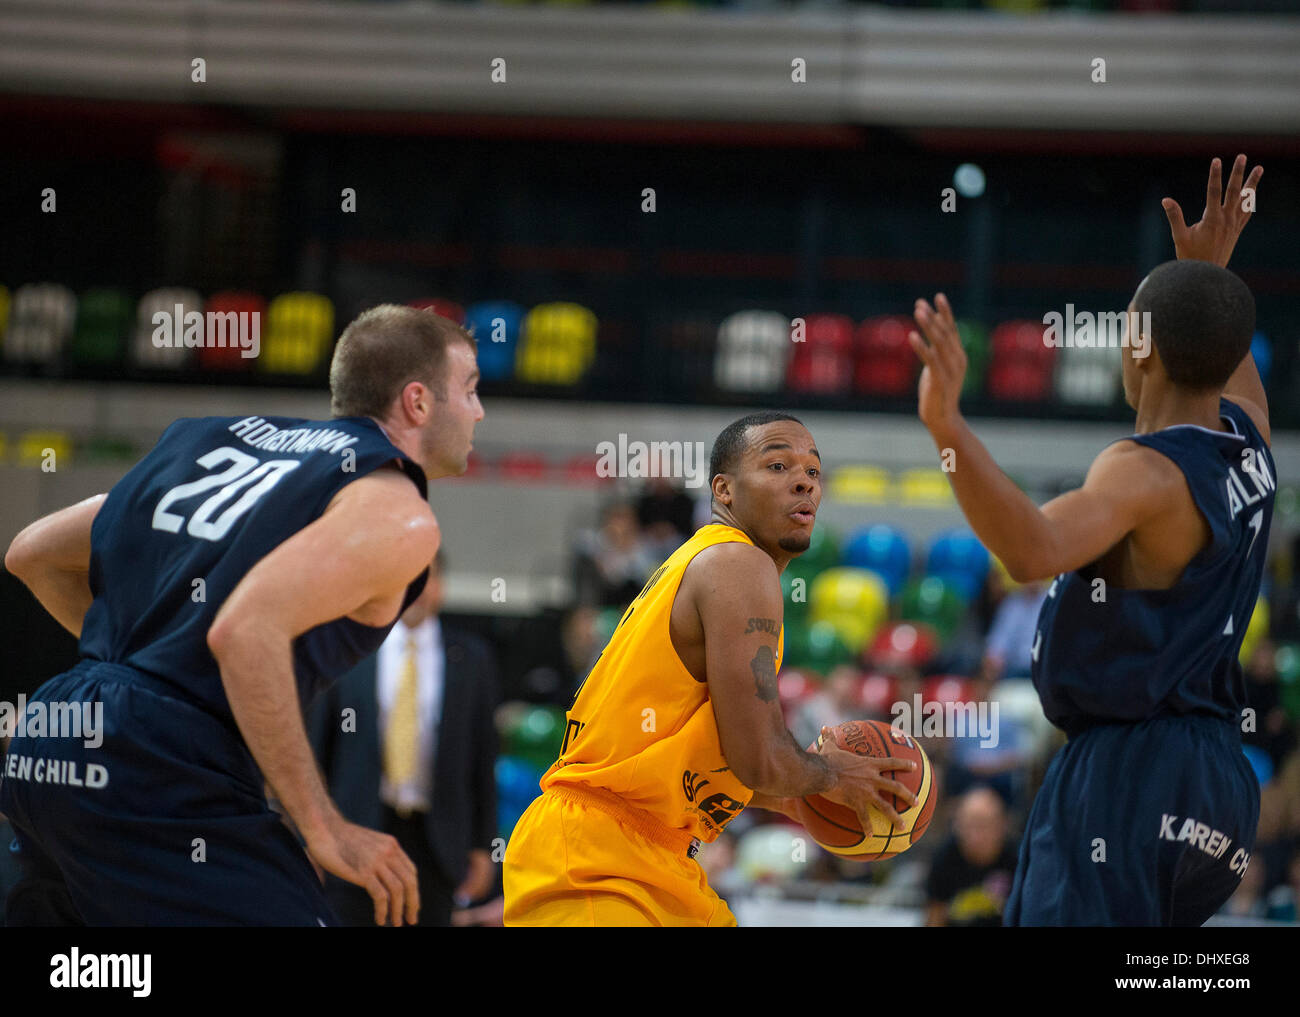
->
xmin=542 ymin=523 xmax=784 ymax=842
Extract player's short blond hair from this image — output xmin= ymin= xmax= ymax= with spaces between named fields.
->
xmin=329 ymin=304 xmax=475 ymax=419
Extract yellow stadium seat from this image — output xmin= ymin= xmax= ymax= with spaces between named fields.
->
xmin=1239 ymin=596 xmax=1269 ymax=665
xmin=808 ymin=567 xmax=889 ymax=652
xmin=516 ymin=302 xmax=597 ymax=385
xmin=899 ymin=468 xmax=955 ymax=507
xmin=259 ymin=292 xmax=334 ymax=376
xmin=18 ymin=430 xmax=73 ymax=469
xmin=828 ymin=465 xmax=891 ymax=505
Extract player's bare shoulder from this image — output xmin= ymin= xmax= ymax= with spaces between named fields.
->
xmin=325 ymin=462 xmax=437 ymax=532
xmin=1092 ymin=438 xmax=1188 ymax=507
xmin=670 ymin=539 xmax=782 ymax=679
xmin=680 ymin=539 xmax=781 ymax=606
xmin=322 ymin=464 xmax=438 ymax=625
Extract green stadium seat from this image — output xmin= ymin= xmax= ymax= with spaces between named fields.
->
xmin=781 ymin=618 xmax=854 ymax=675
xmin=71 ymin=288 xmax=132 ymax=368
xmin=900 ymin=575 xmax=966 ymax=642
xmin=957 ymin=319 xmax=990 ymax=398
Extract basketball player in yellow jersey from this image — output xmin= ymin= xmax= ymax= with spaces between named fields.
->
xmin=503 ymin=412 xmax=918 ymax=926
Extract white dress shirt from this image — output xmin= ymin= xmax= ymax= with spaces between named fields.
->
xmin=376 ymin=616 xmax=444 ymax=814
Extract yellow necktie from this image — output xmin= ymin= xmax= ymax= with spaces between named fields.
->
xmin=384 ymin=635 xmax=419 ymax=786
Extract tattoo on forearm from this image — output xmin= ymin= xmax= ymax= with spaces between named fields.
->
xmin=744 ymin=617 xmax=779 ymax=636
xmin=750 ymin=645 xmax=778 ymax=702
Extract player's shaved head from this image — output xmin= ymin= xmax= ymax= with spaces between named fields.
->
xmin=329 ymin=304 xmax=476 ymax=419
xmin=1131 ymin=260 xmax=1255 ymax=391
xmin=709 ymin=411 xmax=806 ymax=484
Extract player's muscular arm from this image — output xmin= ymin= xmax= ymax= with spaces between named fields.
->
xmin=693 ymin=543 xmax=835 ymax=799
xmin=938 ymin=427 xmax=1164 ymax=583
xmin=911 ymin=295 xmax=1164 ymax=582
xmin=207 ymin=468 xmax=438 ymax=926
xmin=4 ymin=493 xmax=106 ymax=638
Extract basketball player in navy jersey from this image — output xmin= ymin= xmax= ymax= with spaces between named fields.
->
xmin=1 ymin=305 xmax=482 ymax=926
xmin=907 ymin=156 xmax=1272 ymax=925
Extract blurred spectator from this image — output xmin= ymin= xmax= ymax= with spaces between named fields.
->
xmin=698 ymin=831 xmax=740 ymax=900
xmin=0 ymin=735 xmax=22 ymax=926
xmin=1256 ymin=748 xmax=1300 ymax=898
xmin=1223 ymin=849 xmax=1269 ymax=920
xmin=308 ymin=551 xmax=501 ymax=927
xmin=1242 ymin=640 xmax=1296 ymax=769
xmin=940 ymin=675 xmax=1034 ymax=811
xmin=572 ymin=501 xmax=656 ymax=607
xmin=925 ymin=786 xmax=1019 ymax=927
xmin=518 ymin=605 xmax=604 ymax=704
xmin=1265 ymin=848 xmax=1300 ymax=923
xmin=636 ymin=477 xmax=696 ymax=556
xmin=980 ymin=579 xmax=1047 ymax=682
xmin=791 ymin=665 xmax=863 ymax=750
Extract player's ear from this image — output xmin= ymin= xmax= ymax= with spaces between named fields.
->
xmin=1129 ymin=336 xmax=1154 ymax=376
xmin=711 ymin=473 xmax=732 ymax=506
xmin=399 ymin=379 xmax=431 ymax=423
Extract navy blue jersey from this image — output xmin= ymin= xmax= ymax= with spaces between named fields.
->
xmin=1032 ymin=398 xmax=1275 ymax=735
xmin=78 ymin=414 xmax=429 ymax=724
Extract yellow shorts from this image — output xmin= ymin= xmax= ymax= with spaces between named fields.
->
xmin=503 ymin=784 xmax=736 ymax=927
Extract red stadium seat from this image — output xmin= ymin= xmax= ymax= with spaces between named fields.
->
xmin=922 ymin=675 xmax=976 ymax=707
xmin=788 ymin=313 xmax=854 ymax=394
xmin=987 ymin=318 xmax=1057 ymax=402
xmin=870 ymin=622 xmax=939 ymax=672
xmin=991 ymin=319 xmax=1054 ymax=364
xmin=409 ymin=298 xmax=465 ymax=324
xmin=858 ymin=672 xmax=899 ymax=717
xmin=199 ymin=291 xmax=265 ymax=372
xmin=564 ymin=452 xmax=608 ymax=485
xmin=855 ymin=315 xmax=917 ymax=397
xmin=496 ymin=451 xmax=549 ymax=482
xmin=987 ymin=357 xmax=1054 ymax=402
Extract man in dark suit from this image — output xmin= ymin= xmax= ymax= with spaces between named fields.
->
xmin=309 ymin=550 xmax=500 ymax=926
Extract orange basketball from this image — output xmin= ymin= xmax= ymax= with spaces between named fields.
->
xmin=791 ymin=719 xmax=935 ymax=861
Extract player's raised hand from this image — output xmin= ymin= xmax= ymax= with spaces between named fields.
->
xmin=1162 ymin=154 xmax=1262 ymax=269
xmin=816 ymin=727 xmax=917 ymax=831
xmin=306 ymin=814 xmax=420 ymax=926
xmin=908 ymin=293 xmax=966 ymax=433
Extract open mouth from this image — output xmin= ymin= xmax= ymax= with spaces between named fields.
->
xmin=790 ymin=506 xmax=815 ymax=525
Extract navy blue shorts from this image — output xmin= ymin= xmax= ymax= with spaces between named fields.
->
xmin=0 ymin=660 xmax=334 ymax=926
xmin=1004 ymin=714 xmax=1259 ymax=927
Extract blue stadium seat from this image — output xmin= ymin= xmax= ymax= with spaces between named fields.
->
xmin=925 ymin=528 xmax=990 ymax=602
xmin=464 ymin=300 xmax=524 ymax=381
xmin=842 ymin=524 xmax=912 ymax=599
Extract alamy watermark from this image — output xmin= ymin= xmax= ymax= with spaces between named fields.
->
xmin=890 ymin=694 xmax=1000 ymax=748
xmin=1042 ymin=306 xmax=1150 ymax=358
xmin=594 ymin=434 xmax=708 ymax=489
xmin=0 ymin=695 xmax=103 ymax=748
xmin=151 ymin=305 xmax=260 ymax=359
